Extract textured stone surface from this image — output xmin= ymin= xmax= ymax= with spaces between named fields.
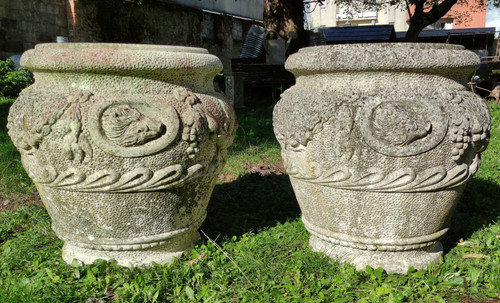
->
xmin=273 ymin=43 xmax=491 ymax=274
xmin=7 ymin=43 xmax=237 ymax=267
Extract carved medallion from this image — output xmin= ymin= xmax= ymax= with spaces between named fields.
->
xmin=88 ymin=97 xmax=180 ymax=157
xmin=101 ymin=104 xmax=165 ymax=147
xmin=360 ymin=98 xmax=448 ymax=157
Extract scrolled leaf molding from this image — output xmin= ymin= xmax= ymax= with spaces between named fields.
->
xmin=35 ymin=163 xmax=204 ymax=193
xmin=285 ymin=152 xmax=480 ymax=193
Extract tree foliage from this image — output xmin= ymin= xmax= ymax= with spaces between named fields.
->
xmin=335 ymin=0 xmax=494 ymax=41
xmin=263 ymin=0 xmax=307 ymax=53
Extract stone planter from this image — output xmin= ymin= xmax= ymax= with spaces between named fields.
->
xmin=273 ymin=43 xmax=491 ymax=273
xmin=7 ymin=43 xmax=237 ymax=267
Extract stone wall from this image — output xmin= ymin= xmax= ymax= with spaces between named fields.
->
xmin=69 ymin=0 xmax=257 ymax=73
xmin=1 ymin=0 xmax=259 ymax=73
xmin=0 ymin=0 xmax=68 ymax=58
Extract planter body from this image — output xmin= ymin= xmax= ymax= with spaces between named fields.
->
xmin=273 ymin=43 xmax=491 ymax=273
xmin=7 ymin=43 xmax=237 ymax=267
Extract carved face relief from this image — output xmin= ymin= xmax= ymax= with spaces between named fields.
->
xmin=372 ymin=102 xmax=431 ymax=146
xmin=88 ymin=97 xmax=180 ymax=158
xmin=360 ymin=99 xmax=447 ymax=157
xmin=101 ymin=105 xmax=165 ymax=147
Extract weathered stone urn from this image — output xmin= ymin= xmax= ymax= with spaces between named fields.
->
xmin=273 ymin=43 xmax=491 ymax=273
xmin=7 ymin=43 xmax=237 ymax=267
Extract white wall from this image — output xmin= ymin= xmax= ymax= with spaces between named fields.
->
xmin=309 ymin=0 xmax=337 ymax=28
xmin=308 ymin=0 xmax=409 ymax=31
xmin=377 ymin=6 xmax=408 ymax=31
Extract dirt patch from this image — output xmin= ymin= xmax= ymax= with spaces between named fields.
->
xmin=244 ymin=162 xmax=286 ymax=176
xmin=0 ymin=191 xmax=43 ymax=212
xmin=217 ymin=173 xmax=236 ymax=183
xmin=217 ymin=161 xmax=286 ymax=183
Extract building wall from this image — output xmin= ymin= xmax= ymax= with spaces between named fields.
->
xmin=377 ymin=6 xmax=409 ymax=31
xmin=309 ymin=2 xmax=338 ymax=27
xmin=407 ymin=1 xmax=487 ymax=30
xmin=0 ymin=0 xmax=68 ymax=58
xmin=68 ymin=0 xmax=256 ymax=73
xmin=445 ymin=1 xmax=487 ymax=29
xmin=161 ymin=0 xmax=263 ymax=20
xmin=310 ymin=0 xmax=487 ymax=32
xmin=308 ymin=1 xmax=409 ymax=31
xmin=0 ymin=0 xmax=258 ymax=73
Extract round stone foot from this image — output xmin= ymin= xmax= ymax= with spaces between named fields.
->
xmin=309 ymin=235 xmax=443 ymax=274
xmin=62 ymin=231 xmax=200 ymax=267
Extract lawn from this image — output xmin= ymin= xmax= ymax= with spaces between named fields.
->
xmin=0 ymin=96 xmax=499 ymax=303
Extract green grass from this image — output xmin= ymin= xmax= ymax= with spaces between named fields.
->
xmin=0 ymin=97 xmax=36 ymax=200
xmin=221 ymin=107 xmax=282 ymax=179
xmin=0 ymin=100 xmax=499 ymax=302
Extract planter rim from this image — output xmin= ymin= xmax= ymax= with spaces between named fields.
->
xmin=31 ymin=43 xmax=210 ymax=53
xmin=285 ymin=42 xmax=480 ymax=74
xmin=20 ymin=43 xmax=222 ymax=74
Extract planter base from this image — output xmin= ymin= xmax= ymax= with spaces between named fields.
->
xmin=310 ymin=236 xmax=442 ymax=274
xmin=62 ymin=231 xmax=200 ymax=267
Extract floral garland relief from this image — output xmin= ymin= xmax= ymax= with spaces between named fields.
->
xmin=277 ymin=90 xmax=490 ymax=193
xmin=8 ymin=88 xmax=229 ymax=193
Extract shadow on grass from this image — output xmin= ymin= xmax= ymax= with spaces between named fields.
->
xmin=442 ymin=177 xmax=500 ymax=253
xmin=201 ymin=173 xmax=300 ymax=239
xmin=0 ymin=102 xmax=11 ymax=132
xmin=203 ymin=172 xmax=500 ymax=250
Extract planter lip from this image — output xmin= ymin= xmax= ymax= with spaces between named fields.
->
xmin=31 ymin=42 xmax=210 ymax=54
xmin=285 ymin=42 xmax=480 ymax=74
xmin=20 ymin=42 xmax=222 ymax=74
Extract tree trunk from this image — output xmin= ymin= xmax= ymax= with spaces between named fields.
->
xmin=263 ymin=0 xmax=306 ymax=54
xmin=404 ymin=0 xmax=458 ymax=42
xmin=405 ymin=23 xmax=426 ymax=42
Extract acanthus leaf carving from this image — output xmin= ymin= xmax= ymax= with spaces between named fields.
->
xmin=50 ymin=168 xmax=86 ymax=187
xmin=106 ymin=167 xmax=153 ymax=191
xmin=77 ymin=169 xmax=120 ymax=189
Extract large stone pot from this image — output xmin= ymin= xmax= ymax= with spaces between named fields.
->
xmin=7 ymin=43 xmax=237 ymax=266
xmin=273 ymin=43 xmax=491 ymax=273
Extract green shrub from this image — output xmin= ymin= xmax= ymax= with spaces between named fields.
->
xmin=0 ymin=58 xmax=33 ymax=98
